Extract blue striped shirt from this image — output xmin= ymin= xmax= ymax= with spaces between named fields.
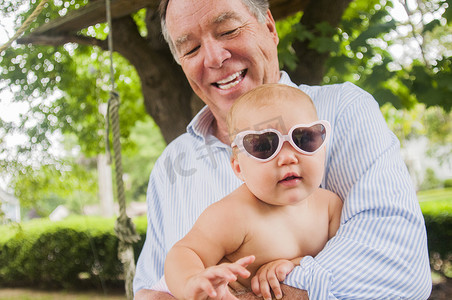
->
xmin=133 ymin=72 xmax=432 ymax=299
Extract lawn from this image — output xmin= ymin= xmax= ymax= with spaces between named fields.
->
xmin=418 ymin=188 xmax=452 ymax=214
xmin=0 ymin=288 xmax=126 ymax=300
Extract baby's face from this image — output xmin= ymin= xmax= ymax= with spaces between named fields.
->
xmin=230 ymin=98 xmax=327 ymax=206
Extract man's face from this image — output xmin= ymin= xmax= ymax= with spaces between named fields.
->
xmin=166 ymin=0 xmax=280 ymax=124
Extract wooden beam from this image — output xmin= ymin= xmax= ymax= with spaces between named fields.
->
xmin=31 ymin=0 xmax=156 ymax=35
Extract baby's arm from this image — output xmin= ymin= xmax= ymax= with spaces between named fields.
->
xmin=165 ymin=199 xmax=249 ymax=299
xmin=250 ymin=257 xmax=300 ymax=300
xmin=167 ymin=250 xmax=254 ymax=300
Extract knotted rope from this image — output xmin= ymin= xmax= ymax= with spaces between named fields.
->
xmin=106 ymin=92 xmax=140 ymax=244
xmin=104 ymin=0 xmax=140 ymax=299
xmin=0 ymin=0 xmax=49 ymax=53
xmin=106 ymin=91 xmax=140 ymax=300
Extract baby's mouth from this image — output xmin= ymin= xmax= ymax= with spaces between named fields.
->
xmin=278 ymin=173 xmax=302 ymax=184
xmin=213 ymin=70 xmax=247 ymax=90
xmin=279 ymin=175 xmax=301 ymax=182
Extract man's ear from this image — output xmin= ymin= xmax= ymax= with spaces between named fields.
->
xmin=231 ymin=156 xmax=245 ymax=182
xmin=265 ymin=9 xmax=279 ymax=45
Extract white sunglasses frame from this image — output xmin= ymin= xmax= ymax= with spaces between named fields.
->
xmin=231 ymin=120 xmax=331 ymax=162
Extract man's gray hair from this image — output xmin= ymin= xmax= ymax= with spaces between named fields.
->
xmin=158 ymin=0 xmax=270 ymax=64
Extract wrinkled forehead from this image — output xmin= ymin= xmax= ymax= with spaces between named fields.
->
xmin=175 ymin=12 xmax=243 ymax=50
xmin=166 ymin=0 xmax=249 ymax=41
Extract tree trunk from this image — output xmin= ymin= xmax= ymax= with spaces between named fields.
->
xmin=110 ymin=13 xmax=195 ymax=144
xmin=289 ymin=0 xmax=353 ymax=85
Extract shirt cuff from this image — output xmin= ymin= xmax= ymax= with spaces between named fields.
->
xmin=284 ymin=256 xmax=336 ymax=299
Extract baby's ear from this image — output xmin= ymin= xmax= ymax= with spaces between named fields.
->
xmin=231 ymin=155 xmax=245 ymax=182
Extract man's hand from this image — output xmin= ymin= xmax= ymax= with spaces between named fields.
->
xmin=134 ymin=285 xmax=309 ymax=300
xmin=230 ymin=284 xmax=309 ymax=300
xmin=134 ymin=289 xmax=176 ymax=300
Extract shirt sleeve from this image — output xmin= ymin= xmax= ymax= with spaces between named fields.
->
xmin=133 ymin=157 xmax=167 ymax=295
xmin=284 ymin=83 xmax=432 ymax=299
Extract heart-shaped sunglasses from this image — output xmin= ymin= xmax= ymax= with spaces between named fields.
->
xmin=231 ymin=120 xmax=331 ymax=162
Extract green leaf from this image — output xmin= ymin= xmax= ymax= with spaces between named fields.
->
xmin=373 ymin=87 xmax=402 ymax=108
xmin=423 ymin=19 xmax=441 ymax=33
xmin=444 ymin=0 xmax=452 ymax=23
xmin=350 ymin=20 xmax=396 ymax=50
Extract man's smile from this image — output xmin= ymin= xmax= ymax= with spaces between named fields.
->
xmin=213 ymin=69 xmax=247 ymax=90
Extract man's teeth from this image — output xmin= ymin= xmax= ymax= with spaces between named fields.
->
xmin=216 ymin=71 xmax=244 ymax=90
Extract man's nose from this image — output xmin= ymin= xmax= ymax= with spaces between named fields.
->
xmin=277 ymin=142 xmax=299 ymax=166
xmin=203 ymin=40 xmax=231 ymax=69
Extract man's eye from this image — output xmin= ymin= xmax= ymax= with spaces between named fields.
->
xmin=184 ymin=46 xmax=200 ymax=56
xmin=221 ymin=28 xmax=240 ymax=37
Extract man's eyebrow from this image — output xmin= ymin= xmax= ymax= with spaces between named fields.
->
xmin=213 ymin=11 xmax=241 ymax=24
xmin=175 ymin=34 xmax=190 ymax=50
xmin=174 ymin=12 xmax=242 ymax=51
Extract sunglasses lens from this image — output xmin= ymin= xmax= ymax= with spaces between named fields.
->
xmin=292 ymin=124 xmax=326 ymax=153
xmin=243 ymin=132 xmax=279 ymax=160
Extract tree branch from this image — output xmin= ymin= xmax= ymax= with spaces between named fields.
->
xmin=17 ymin=34 xmax=107 ymax=49
xmin=399 ymin=0 xmax=430 ymax=67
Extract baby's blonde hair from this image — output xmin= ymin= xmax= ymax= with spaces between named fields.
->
xmin=227 ymin=83 xmax=317 ymax=143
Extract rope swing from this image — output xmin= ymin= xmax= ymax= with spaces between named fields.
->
xmin=0 ymin=0 xmax=49 ymax=53
xmin=2 ymin=1 xmax=140 ymax=298
xmin=104 ymin=0 xmax=140 ymax=299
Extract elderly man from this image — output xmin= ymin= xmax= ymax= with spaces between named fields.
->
xmin=134 ymin=0 xmax=432 ymax=299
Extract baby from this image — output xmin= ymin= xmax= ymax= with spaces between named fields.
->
xmin=164 ymin=83 xmax=342 ymax=300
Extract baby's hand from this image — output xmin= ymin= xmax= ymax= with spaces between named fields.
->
xmin=250 ymin=259 xmax=296 ymax=300
xmin=184 ymin=255 xmax=255 ymax=300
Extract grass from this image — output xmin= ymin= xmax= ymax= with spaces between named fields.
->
xmin=0 ymin=288 xmax=126 ymax=300
xmin=418 ymin=187 xmax=452 ymax=202
xmin=418 ymin=187 xmax=452 ymax=214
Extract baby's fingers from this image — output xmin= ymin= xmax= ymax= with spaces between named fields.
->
xmin=205 ymin=266 xmax=237 ymax=284
xmin=257 ymin=274 xmax=272 ymax=300
xmin=234 ymin=255 xmax=255 ymax=268
xmin=251 ymin=269 xmax=282 ymax=300
xmin=225 ymin=256 xmax=255 ymax=279
xmin=251 ymin=274 xmax=261 ymax=297
xmin=275 ymin=260 xmax=295 ymax=282
xmin=267 ymin=273 xmax=282 ymax=300
xmin=186 ymin=277 xmax=218 ymax=299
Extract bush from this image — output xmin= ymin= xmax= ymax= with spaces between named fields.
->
xmin=424 ymin=212 xmax=452 ymax=256
xmin=444 ymin=178 xmax=452 ymax=188
xmin=1 ymin=204 xmax=451 ymax=288
xmin=419 ymin=191 xmax=452 ymax=278
xmin=0 ymin=215 xmax=146 ymax=289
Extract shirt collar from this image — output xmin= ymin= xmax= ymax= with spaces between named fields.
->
xmin=279 ymin=70 xmax=298 ymax=88
xmin=186 ymin=71 xmax=296 ymax=142
xmin=187 ymin=105 xmax=214 ymax=142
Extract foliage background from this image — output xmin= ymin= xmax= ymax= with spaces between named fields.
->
xmin=0 ymin=0 xmax=450 ymax=234
xmin=0 ymin=0 xmax=451 ymax=296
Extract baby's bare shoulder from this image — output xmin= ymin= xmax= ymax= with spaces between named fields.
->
xmin=315 ymin=188 xmax=341 ymax=201
xmin=312 ymin=188 xmax=342 ymax=211
xmin=202 ymin=184 xmax=259 ymax=222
